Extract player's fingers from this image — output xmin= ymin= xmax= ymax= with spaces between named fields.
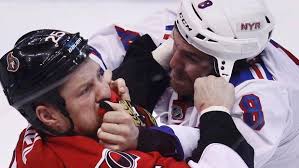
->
xmin=98 ymin=131 xmax=126 ymax=147
xmin=101 ymin=122 xmax=131 ymax=136
xmin=110 ymin=78 xmax=130 ymax=101
xmin=120 ymin=86 xmax=130 ymax=101
xmin=97 ymin=128 xmax=102 ymax=139
xmin=101 ymin=143 xmax=122 ymax=151
xmin=110 ymin=78 xmax=126 ymax=90
xmin=103 ymin=70 xmax=112 ymax=83
xmin=103 ymin=110 xmax=132 ymax=124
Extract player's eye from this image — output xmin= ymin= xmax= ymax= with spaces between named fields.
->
xmin=79 ymin=84 xmax=92 ymax=96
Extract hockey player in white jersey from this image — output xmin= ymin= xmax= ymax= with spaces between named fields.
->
xmin=89 ymin=0 xmax=299 ymax=167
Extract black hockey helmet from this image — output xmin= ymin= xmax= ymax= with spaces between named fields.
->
xmin=0 ymin=29 xmax=99 ymax=134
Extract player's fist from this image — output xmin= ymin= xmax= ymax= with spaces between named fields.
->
xmin=103 ymin=70 xmax=130 ymax=101
xmin=110 ymin=78 xmax=130 ymax=101
xmin=97 ymin=101 xmax=138 ymax=151
xmin=194 ymin=76 xmax=235 ymax=114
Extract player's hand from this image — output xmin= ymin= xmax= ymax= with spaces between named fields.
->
xmin=194 ymin=75 xmax=235 ymax=114
xmin=97 ymin=101 xmax=138 ymax=151
xmin=103 ymin=70 xmax=130 ymax=101
xmin=110 ymin=78 xmax=130 ymax=101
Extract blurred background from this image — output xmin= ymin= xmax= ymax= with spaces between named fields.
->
xmin=0 ymin=0 xmax=298 ymax=166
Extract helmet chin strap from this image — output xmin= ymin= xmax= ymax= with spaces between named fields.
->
xmin=34 ymin=89 xmax=76 ymax=137
xmin=58 ymin=112 xmax=76 ymax=136
xmin=210 ymin=57 xmax=220 ymax=77
xmin=43 ymin=118 xmax=75 ymax=137
xmin=47 ymin=95 xmax=76 ymax=136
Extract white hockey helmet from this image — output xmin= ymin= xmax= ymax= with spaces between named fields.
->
xmin=175 ymin=0 xmax=275 ymax=81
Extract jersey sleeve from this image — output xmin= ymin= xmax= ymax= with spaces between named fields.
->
xmin=12 ymin=128 xmax=65 ymax=168
xmin=137 ymin=125 xmax=185 ymax=160
xmin=88 ymin=24 xmax=128 ymax=70
xmin=233 ymin=80 xmax=291 ymax=167
xmin=112 ymin=34 xmax=170 ymax=112
xmin=88 ymin=9 xmax=177 ymax=71
xmin=167 ymin=125 xmax=200 ymax=159
xmin=168 ymin=111 xmax=254 ymax=168
xmin=188 ymin=144 xmax=248 ymax=168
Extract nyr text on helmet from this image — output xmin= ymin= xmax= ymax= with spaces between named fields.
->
xmin=241 ymin=22 xmax=261 ymax=31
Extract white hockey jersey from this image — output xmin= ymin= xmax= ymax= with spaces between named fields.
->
xmin=89 ymin=8 xmax=299 ymax=168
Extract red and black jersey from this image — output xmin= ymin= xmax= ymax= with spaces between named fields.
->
xmin=10 ymin=126 xmax=188 ymax=168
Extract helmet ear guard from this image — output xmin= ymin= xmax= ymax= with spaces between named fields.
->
xmin=176 ymin=0 xmax=275 ymax=81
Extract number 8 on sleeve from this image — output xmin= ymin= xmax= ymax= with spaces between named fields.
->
xmin=239 ymin=94 xmax=265 ymax=130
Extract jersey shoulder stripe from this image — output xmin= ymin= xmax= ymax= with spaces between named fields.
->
xmin=250 ymin=62 xmax=273 ymax=80
xmin=230 ymin=61 xmax=273 ymax=87
xmin=270 ymin=40 xmax=299 ymax=65
xmin=114 ymin=25 xmax=141 ymax=51
xmin=163 ymin=25 xmax=174 ymax=40
xmin=115 ymin=24 xmax=175 ymax=50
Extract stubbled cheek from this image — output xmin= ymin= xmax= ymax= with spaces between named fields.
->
xmin=196 ymin=64 xmax=213 ymax=77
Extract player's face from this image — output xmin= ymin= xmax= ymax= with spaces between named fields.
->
xmin=59 ymin=56 xmax=111 ymax=137
xmin=170 ymin=28 xmax=214 ymax=96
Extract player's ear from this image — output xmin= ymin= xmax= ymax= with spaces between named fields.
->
xmin=35 ymin=104 xmax=66 ymax=131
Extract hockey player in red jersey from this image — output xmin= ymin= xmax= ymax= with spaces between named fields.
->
xmin=0 ymin=29 xmax=251 ymax=168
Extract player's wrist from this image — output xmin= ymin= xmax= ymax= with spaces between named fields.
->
xmin=200 ymin=106 xmax=230 ymax=116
